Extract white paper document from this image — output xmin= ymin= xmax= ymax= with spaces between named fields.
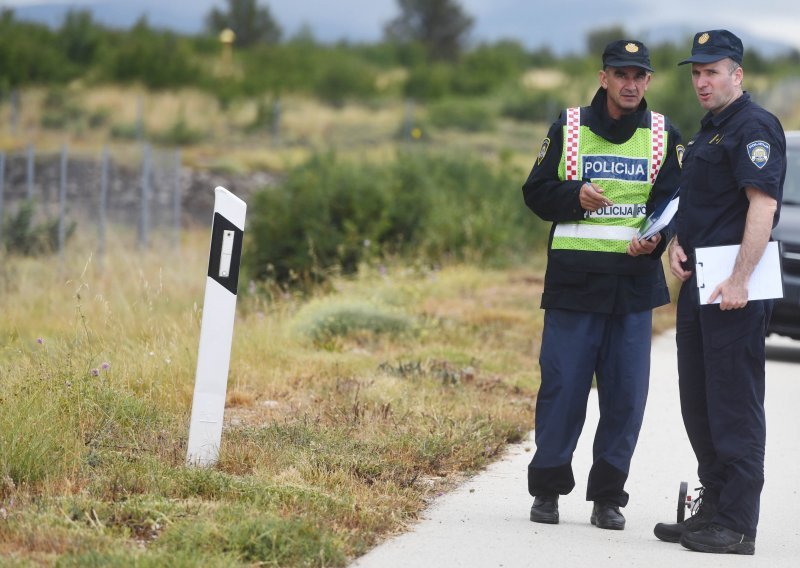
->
xmin=695 ymin=241 xmax=784 ymax=304
xmin=637 ymin=195 xmax=680 ymax=240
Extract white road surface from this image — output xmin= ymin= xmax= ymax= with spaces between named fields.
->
xmin=352 ymin=331 xmax=800 ymax=567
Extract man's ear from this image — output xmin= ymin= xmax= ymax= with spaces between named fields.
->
xmin=599 ymin=69 xmax=608 ymax=89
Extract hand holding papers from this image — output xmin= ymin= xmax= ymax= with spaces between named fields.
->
xmin=637 ymin=190 xmax=680 ymax=240
xmin=695 ymin=241 xmax=783 ymax=304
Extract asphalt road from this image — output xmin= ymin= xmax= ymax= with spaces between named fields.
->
xmin=352 ymin=331 xmax=800 ymax=567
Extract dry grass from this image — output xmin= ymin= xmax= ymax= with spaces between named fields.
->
xmin=0 ymin=85 xmax=550 ymax=176
xmin=0 ymin=231 xmax=545 ymax=565
xmin=0 ymin=222 xmax=682 ymax=565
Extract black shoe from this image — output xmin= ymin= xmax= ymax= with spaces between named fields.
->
xmin=590 ymin=502 xmax=625 ymax=530
xmin=679 ymin=522 xmax=755 ymax=555
xmin=654 ymin=488 xmax=717 ymax=543
xmin=530 ymin=495 xmax=559 ymax=524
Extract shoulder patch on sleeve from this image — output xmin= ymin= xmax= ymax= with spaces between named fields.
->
xmin=537 ymin=137 xmax=550 ymax=166
xmin=676 ymin=144 xmax=685 ymax=168
xmin=747 ymin=140 xmax=770 ymax=169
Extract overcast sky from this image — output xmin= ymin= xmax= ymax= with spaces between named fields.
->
xmin=2 ymin=0 xmax=800 ymax=55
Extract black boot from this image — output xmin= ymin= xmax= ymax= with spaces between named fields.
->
xmin=680 ymin=522 xmax=755 ymax=555
xmin=654 ymin=488 xmax=717 ymax=543
xmin=530 ymin=495 xmax=559 ymax=524
xmin=590 ymin=502 xmax=625 ymax=530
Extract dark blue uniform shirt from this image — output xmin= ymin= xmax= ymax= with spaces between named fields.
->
xmin=675 ymin=92 xmax=786 ymax=252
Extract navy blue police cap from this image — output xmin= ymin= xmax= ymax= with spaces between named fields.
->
xmin=678 ymin=29 xmax=743 ymax=65
xmin=602 ymin=40 xmax=653 ymax=72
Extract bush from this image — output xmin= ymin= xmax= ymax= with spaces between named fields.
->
xmin=245 ymin=154 xmax=391 ymax=285
xmin=244 ymin=151 xmax=547 ymax=286
xmin=427 ymin=98 xmax=496 ymax=132
xmin=403 ymin=63 xmax=452 ymax=100
xmin=99 ymin=21 xmax=202 ymax=89
xmin=291 ymin=299 xmax=414 ymax=345
xmin=450 ymin=41 xmax=530 ymax=96
xmin=2 ymin=200 xmax=76 ymax=256
xmin=153 ymin=117 xmax=206 ymax=146
xmin=110 ymin=121 xmax=143 ymax=141
xmin=40 ymin=88 xmax=86 ymax=130
xmin=500 ymin=89 xmax=566 ymax=123
xmin=314 ymin=51 xmax=379 ymax=107
xmin=0 ymin=14 xmax=78 ymax=86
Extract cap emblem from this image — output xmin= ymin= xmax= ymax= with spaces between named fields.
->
xmin=625 ymin=43 xmax=639 ymax=53
xmin=698 ymin=33 xmax=710 ymax=45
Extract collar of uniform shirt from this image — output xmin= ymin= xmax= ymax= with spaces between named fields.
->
xmin=701 ymin=91 xmax=751 ymax=128
xmin=590 ymin=87 xmax=647 ymax=143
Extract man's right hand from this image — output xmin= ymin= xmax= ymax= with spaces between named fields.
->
xmin=669 ymin=237 xmax=692 ymax=281
xmin=580 ymin=182 xmax=612 ymax=213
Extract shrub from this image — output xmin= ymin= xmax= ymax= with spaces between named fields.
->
xmin=314 ymin=52 xmax=379 ymax=107
xmin=245 ymin=153 xmax=391 ymax=285
xmin=2 ymin=200 xmax=76 ymax=256
xmin=500 ymin=89 xmax=567 ymax=123
xmin=153 ymin=117 xmax=206 ymax=146
xmin=0 ymin=14 xmax=78 ymax=86
xmin=403 ymin=63 xmax=452 ymax=100
xmin=450 ymin=40 xmax=530 ymax=96
xmin=99 ymin=21 xmax=202 ymax=90
xmin=40 ymin=88 xmax=86 ymax=130
xmin=110 ymin=122 xmax=143 ymax=141
xmin=244 ymin=151 xmax=547 ymax=287
xmin=291 ymin=299 xmax=414 ymax=345
xmin=427 ymin=98 xmax=496 ymax=132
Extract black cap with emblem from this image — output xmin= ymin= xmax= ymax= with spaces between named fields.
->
xmin=602 ymin=40 xmax=653 ymax=72
xmin=678 ymin=29 xmax=743 ymax=65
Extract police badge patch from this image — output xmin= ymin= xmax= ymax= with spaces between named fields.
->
xmin=747 ymin=140 xmax=770 ymax=169
xmin=676 ymin=145 xmax=685 ymax=168
xmin=537 ymin=137 xmax=550 ymax=165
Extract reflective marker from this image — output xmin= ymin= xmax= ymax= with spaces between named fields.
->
xmin=186 ymin=186 xmax=246 ymax=467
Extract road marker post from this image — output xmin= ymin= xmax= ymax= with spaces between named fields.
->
xmin=186 ymin=186 xmax=246 ymax=467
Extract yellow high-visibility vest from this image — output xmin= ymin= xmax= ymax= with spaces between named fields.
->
xmin=552 ymin=107 xmax=666 ymax=253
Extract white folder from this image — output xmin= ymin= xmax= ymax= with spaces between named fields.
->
xmin=695 ymin=241 xmax=784 ymax=304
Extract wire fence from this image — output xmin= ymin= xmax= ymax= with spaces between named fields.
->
xmin=0 ymin=143 xmax=186 ymax=261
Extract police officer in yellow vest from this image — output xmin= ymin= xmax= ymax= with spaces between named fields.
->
xmin=522 ymin=39 xmax=683 ymax=529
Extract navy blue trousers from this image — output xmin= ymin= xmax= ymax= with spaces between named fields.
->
xmin=528 ymin=308 xmax=652 ymax=507
xmin=676 ymin=279 xmax=772 ymax=538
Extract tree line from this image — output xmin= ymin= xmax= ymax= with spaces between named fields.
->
xmin=1 ymin=0 xmax=798 ymax=135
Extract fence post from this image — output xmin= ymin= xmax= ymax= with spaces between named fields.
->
xmin=136 ymin=95 xmax=144 ymax=142
xmin=58 ymin=144 xmax=68 ymax=257
xmin=10 ymin=90 xmax=19 ymax=136
xmin=0 ymin=152 xmax=5 ymax=244
xmin=173 ymin=149 xmax=182 ymax=249
xmin=272 ymin=97 xmax=281 ymax=147
xmin=139 ymin=143 xmax=151 ymax=249
xmin=99 ymin=147 xmax=109 ymax=265
xmin=26 ymin=144 xmax=34 ymax=200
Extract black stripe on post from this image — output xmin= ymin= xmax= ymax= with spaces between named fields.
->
xmin=207 ymin=212 xmax=244 ymax=295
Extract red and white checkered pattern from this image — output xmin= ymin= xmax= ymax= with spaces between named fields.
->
xmin=649 ymin=111 xmax=665 ymax=185
xmin=565 ymin=107 xmax=581 ymax=180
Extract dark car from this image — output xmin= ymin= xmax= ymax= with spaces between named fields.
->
xmin=769 ymin=131 xmax=800 ymax=340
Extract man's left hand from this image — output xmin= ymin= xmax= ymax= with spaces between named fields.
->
xmin=627 ymin=233 xmax=661 ymax=257
xmin=707 ymin=277 xmax=748 ymax=310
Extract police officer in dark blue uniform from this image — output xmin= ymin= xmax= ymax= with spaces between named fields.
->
xmin=653 ymin=30 xmax=786 ymax=555
xmin=523 ymin=40 xmax=682 ymax=530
